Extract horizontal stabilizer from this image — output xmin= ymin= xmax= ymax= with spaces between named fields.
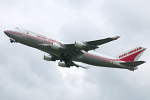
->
xmin=120 ymin=61 xmax=145 ymax=67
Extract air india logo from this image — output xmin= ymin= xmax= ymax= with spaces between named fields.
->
xmin=119 ymin=47 xmax=142 ymax=58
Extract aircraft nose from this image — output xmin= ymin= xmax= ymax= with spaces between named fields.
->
xmin=4 ymin=30 xmax=9 ymax=36
xmin=4 ymin=30 xmax=8 ymax=34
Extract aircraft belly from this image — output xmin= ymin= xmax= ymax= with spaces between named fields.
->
xmin=38 ymin=46 xmax=62 ymax=56
xmin=77 ymin=55 xmax=112 ymax=67
xmin=4 ymin=29 xmax=146 ymax=71
xmin=21 ymin=40 xmax=61 ymax=56
xmin=74 ymin=55 xmax=126 ymax=69
xmin=9 ymin=33 xmax=61 ymax=56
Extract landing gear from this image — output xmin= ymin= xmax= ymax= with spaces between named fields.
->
xmin=60 ymin=52 xmax=72 ymax=67
xmin=10 ymin=38 xmax=16 ymax=43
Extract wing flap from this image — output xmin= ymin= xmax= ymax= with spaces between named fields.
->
xmin=68 ymin=61 xmax=90 ymax=69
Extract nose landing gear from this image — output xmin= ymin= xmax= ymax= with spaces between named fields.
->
xmin=10 ymin=38 xmax=16 ymax=43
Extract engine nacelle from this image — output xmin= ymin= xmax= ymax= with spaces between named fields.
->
xmin=43 ymin=55 xmax=52 ymax=61
xmin=51 ymin=42 xmax=62 ymax=50
xmin=74 ymin=41 xmax=85 ymax=48
xmin=58 ymin=61 xmax=67 ymax=67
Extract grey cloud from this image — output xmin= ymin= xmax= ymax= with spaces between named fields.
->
xmin=59 ymin=18 xmax=105 ymax=42
xmin=0 ymin=0 xmax=150 ymax=100
xmin=101 ymin=0 xmax=150 ymax=33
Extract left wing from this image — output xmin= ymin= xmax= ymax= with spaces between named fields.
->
xmin=59 ymin=61 xmax=90 ymax=69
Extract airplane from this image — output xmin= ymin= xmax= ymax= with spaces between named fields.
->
xmin=4 ymin=27 xmax=146 ymax=71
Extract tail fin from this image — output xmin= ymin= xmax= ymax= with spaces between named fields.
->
xmin=117 ymin=46 xmax=146 ymax=62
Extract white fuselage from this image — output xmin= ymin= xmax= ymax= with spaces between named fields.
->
xmin=4 ymin=28 xmax=127 ymax=69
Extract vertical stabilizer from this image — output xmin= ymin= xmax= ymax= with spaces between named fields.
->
xmin=117 ymin=47 xmax=146 ymax=62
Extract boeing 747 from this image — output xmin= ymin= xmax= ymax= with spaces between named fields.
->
xmin=4 ymin=27 xmax=146 ymax=71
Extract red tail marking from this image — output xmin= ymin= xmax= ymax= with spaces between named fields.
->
xmin=119 ymin=49 xmax=145 ymax=62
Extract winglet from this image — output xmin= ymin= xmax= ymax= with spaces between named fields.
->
xmin=113 ymin=36 xmax=120 ymax=40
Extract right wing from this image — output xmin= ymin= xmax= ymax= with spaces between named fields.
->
xmin=65 ymin=36 xmax=120 ymax=51
xmin=86 ymin=36 xmax=120 ymax=46
xmin=39 ymin=36 xmax=120 ymax=66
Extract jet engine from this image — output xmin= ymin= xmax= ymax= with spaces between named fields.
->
xmin=74 ymin=41 xmax=85 ymax=48
xmin=51 ymin=42 xmax=62 ymax=50
xmin=43 ymin=55 xmax=52 ymax=61
xmin=58 ymin=61 xmax=67 ymax=67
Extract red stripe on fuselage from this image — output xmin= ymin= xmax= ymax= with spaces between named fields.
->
xmin=83 ymin=52 xmax=122 ymax=62
xmin=9 ymin=30 xmax=121 ymax=65
xmin=8 ymin=30 xmax=62 ymax=45
xmin=83 ymin=52 xmax=122 ymax=67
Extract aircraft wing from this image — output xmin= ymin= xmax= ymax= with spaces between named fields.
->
xmin=86 ymin=36 xmax=120 ymax=46
xmin=73 ymin=62 xmax=90 ymax=69
xmin=66 ymin=61 xmax=90 ymax=69
xmin=65 ymin=36 xmax=120 ymax=51
xmin=38 ymin=36 xmax=120 ymax=62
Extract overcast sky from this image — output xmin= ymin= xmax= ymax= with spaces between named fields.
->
xmin=0 ymin=0 xmax=150 ymax=100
